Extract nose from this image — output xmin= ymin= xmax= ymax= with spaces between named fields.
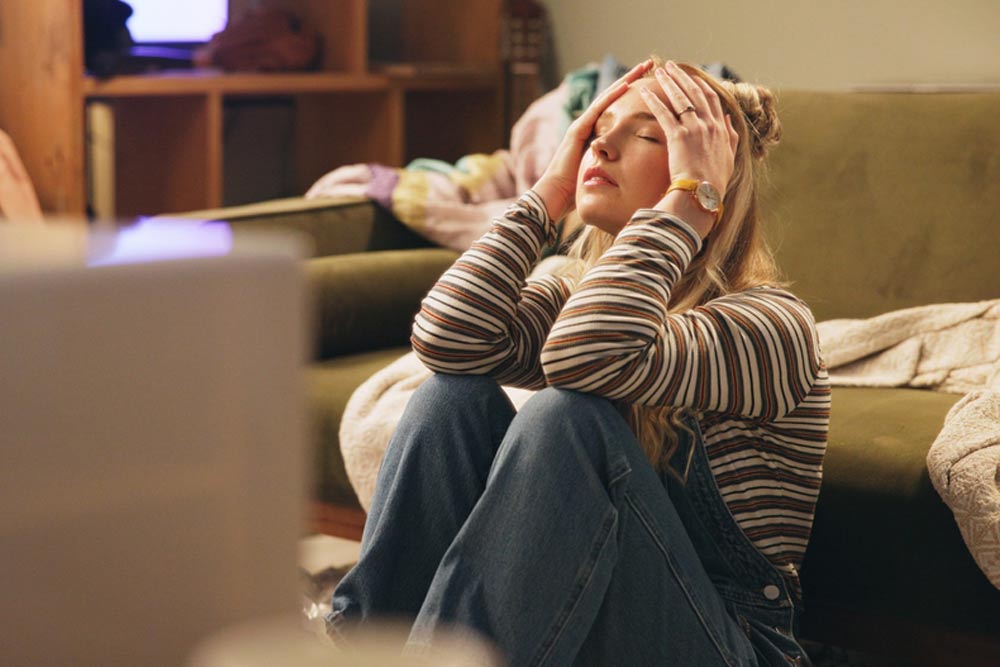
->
xmin=590 ymin=133 xmax=618 ymax=161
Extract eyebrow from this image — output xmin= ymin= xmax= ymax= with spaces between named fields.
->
xmin=596 ymin=110 xmax=658 ymax=126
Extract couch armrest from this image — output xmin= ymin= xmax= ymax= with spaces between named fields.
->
xmin=168 ymin=196 xmax=434 ymax=258
xmin=308 ymin=247 xmax=460 ymax=358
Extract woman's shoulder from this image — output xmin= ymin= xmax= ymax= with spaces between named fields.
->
xmin=705 ymin=284 xmax=820 ymax=330
xmin=727 ymin=283 xmax=813 ymax=307
xmin=705 ymin=285 xmax=826 ymax=378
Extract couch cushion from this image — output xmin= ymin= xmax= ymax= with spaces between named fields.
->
xmin=171 ymin=196 xmax=432 ymax=258
xmin=307 ymin=248 xmax=460 ymax=358
xmin=306 ymin=347 xmax=411 ymax=508
xmin=761 ymin=91 xmax=1000 ymax=322
xmin=801 ymin=386 xmax=1000 ymax=636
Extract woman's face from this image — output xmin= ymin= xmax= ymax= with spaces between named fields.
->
xmin=575 ymin=78 xmax=672 ymax=235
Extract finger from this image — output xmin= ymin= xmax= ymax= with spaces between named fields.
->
xmin=694 ymin=75 xmax=725 ymax=124
xmin=664 ymin=61 xmax=710 ymax=114
xmin=637 ymin=85 xmax=679 ymax=131
xmin=581 ymin=60 xmax=654 ymax=118
xmin=569 ymin=60 xmax=655 ymax=142
xmin=653 ymin=67 xmax=695 ymax=118
xmin=589 ymin=59 xmax=653 ymax=109
xmin=624 ymin=58 xmax=655 ymax=82
xmin=571 ymin=80 xmax=629 ymax=137
xmin=608 ymin=59 xmax=654 ymax=90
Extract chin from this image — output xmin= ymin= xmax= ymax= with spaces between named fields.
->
xmin=577 ymin=203 xmax=627 ymax=236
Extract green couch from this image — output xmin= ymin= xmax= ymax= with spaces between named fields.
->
xmin=175 ymin=90 xmax=1000 ymax=665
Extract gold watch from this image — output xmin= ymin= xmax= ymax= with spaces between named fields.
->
xmin=665 ymin=179 xmax=723 ymax=224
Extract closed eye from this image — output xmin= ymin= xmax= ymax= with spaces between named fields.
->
xmin=638 ymin=134 xmax=660 ymax=143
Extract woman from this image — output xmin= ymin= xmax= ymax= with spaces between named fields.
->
xmin=329 ymin=59 xmax=830 ymax=666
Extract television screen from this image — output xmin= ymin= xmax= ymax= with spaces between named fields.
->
xmin=126 ymin=0 xmax=228 ymax=45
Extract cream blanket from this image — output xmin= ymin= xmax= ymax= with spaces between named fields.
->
xmin=926 ymin=391 xmax=1000 ymax=589
xmin=341 ymin=299 xmax=1000 ymax=588
xmin=817 ymin=299 xmax=1000 ymax=589
xmin=816 ymin=300 xmax=1000 ymax=392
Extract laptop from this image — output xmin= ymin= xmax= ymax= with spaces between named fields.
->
xmin=124 ymin=0 xmax=229 ymax=68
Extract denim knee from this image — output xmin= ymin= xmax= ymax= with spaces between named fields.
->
xmin=516 ymin=386 xmax=624 ymax=434
xmin=395 ymin=373 xmax=516 ymax=463
xmin=500 ymin=387 xmax=633 ymax=485
xmin=405 ymin=374 xmax=506 ymax=424
xmin=411 ymin=373 xmax=505 ymax=408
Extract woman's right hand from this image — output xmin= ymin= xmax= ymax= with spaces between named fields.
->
xmin=532 ymin=60 xmax=653 ymax=222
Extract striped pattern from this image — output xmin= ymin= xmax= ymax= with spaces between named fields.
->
xmin=413 ymin=191 xmax=831 ymax=576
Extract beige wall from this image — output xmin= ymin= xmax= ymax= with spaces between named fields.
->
xmin=544 ymin=0 xmax=1000 ymax=90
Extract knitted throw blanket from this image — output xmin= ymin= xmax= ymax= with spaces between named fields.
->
xmin=816 ymin=300 xmax=1000 ymax=393
xmin=817 ymin=300 xmax=1000 ymax=589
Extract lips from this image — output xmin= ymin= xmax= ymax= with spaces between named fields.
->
xmin=583 ymin=166 xmax=617 ymax=187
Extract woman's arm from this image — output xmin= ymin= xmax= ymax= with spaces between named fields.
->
xmin=540 ymin=211 xmax=824 ymax=420
xmin=411 ymin=190 xmax=571 ymax=389
xmin=411 ymin=61 xmax=657 ymax=388
xmin=0 ymin=130 xmax=43 ymax=222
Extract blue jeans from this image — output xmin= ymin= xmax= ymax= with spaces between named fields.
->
xmin=329 ymin=374 xmax=810 ymax=666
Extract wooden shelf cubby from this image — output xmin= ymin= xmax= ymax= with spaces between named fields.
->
xmin=0 ymin=0 xmax=504 ymax=219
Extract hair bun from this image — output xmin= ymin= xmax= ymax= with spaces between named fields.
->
xmin=731 ymin=83 xmax=782 ymax=160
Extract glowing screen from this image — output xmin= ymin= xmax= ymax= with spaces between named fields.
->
xmin=126 ymin=0 xmax=228 ymax=43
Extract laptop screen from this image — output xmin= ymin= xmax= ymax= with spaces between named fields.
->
xmin=126 ymin=0 xmax=228 ymax=45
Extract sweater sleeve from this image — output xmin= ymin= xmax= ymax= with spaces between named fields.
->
xmin=411 ymin=190 xmax=571 ymax=389
xmin=540 ymin=209 xmax=824 ymax=420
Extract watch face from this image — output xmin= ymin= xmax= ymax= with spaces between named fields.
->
xmin=696 ymin=181 xmax=721 ymax=212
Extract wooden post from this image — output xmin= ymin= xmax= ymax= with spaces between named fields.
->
xmin=0 ymin=0 xmax=86 ymax=216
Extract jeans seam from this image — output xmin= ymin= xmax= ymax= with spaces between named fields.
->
xmin=528 ymin=506 xmax=618 ymax=667
xmin=625 ymin=493 xmax=741 ymax=667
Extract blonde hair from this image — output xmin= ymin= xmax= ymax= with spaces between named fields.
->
xmin=557 ymin=59 xmax=784 ymax=478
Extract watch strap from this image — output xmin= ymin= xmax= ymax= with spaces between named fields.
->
xmin=665 ymin=178 xmax=724 ymax=225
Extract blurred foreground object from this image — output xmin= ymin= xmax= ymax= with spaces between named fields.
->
xmin=187 ymin=615 xmax=502 ymax=667
xmin=0 ymin=130 xmax=43 ymax=222
xmin=194 ymin=9 xmax=321 ymax=72
xmin=0 ymin=221 xmax=308 ymax=667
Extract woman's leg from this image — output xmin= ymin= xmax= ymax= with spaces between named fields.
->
xmin=407 ymin=387 xmax=756 ymax=667
xmin=329 ymin=374 xmax=516 ymax=628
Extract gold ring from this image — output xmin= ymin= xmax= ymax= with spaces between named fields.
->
xmin=678 ymin=106 xmax=697 ymax=116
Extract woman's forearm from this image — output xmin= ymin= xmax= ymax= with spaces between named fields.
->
xmin=541 ymin=211 xmax=820 ymax=418
xmin=540 ymin=211 xmax=698 ymax=394
xmin=411 ymin=191 xmax=567 ymax=388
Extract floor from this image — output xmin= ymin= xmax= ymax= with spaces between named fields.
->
xmin=298 ymin=534 xmax=362 ymax=635
xmin=297 ymin=535 xmax=904 ymax=666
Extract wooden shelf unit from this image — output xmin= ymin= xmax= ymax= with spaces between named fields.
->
xmin=0 ymin=0 xmax=504 ymax=218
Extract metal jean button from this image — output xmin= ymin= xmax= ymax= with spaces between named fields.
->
xmin=762 ymin=584 xmax=781 ymax=600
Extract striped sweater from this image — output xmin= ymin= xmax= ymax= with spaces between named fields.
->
xmin=412 ymin=191 xmax=830 ymax=580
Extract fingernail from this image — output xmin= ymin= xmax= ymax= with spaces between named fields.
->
xmin=666 ymin=60 xmax=677 ymax=69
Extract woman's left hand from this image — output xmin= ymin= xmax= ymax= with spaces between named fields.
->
xmin=533 ymin=59 xmax=654 ymax=223
xmin=637 ymin=62 xmax=739 ymax=235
